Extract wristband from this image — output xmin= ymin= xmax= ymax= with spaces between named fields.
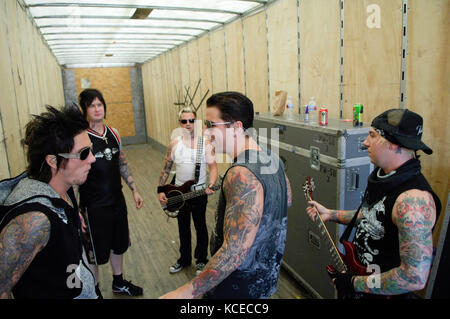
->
xmin=157 ymin=186 xmax=165 ymax=194
xmin=334 ymin=272 xmax=356 ymax=298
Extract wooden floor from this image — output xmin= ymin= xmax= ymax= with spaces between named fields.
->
xmin=97 ymin=143 xmax=312 ymax=299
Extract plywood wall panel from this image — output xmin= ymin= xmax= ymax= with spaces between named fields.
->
xmin=198 ymin=35 xmax=213 ymax=114
xmin=73 ymin=67 xmax=135 ymax=137
xmin=187 ymin=41 xmax=202 ymax=110
xmin=343 ymin=0 xmax=403 ymax=120
xmin=267 ymin=0 xmax=299 ymax=112
xmin=243 ymin=10 xmax=269 ymax=114
xmin=6 ymin=0 xmax=29 ymax=132
xmin=406 ymin=0 xmax=450 ymax=211
xmin=0 ymin=1 xmax=25 ymax=177
xmin=225 ymin=19 xmax=245 ymax=94
xmin=300 ymin=0 xmax=341 ymax=118
xmin=210 ymin=29 xmax=227 ymax=93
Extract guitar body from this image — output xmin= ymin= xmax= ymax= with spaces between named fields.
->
xmin=339 ymin=241 xmax=372 ymax=276
xmin=160 ymin=180 xmax=195 ymax=213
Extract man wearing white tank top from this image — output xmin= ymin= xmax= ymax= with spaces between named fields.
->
xmin=158 ymin=107 xmax=218 ymax=275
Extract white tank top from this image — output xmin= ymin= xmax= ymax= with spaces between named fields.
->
xmin=173 ymin=136 xmax=207 ymax=187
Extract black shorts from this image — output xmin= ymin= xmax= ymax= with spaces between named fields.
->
xmin=82 ymin=192 xmax=130 ymax=265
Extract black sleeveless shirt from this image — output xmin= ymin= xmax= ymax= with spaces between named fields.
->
xmin=353 ymin=159 xmax=441 ymax=273
xmin=208 ymin=149 xmax=288 ymax=298
xmin=79 ymin=126 xmax=122 ymax=207
xmin=0 ymin=175 xmax=96 ymax=299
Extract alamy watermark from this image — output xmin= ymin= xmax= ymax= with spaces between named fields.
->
xmin=170 ymin=124 xmax=281 ymax=175
xmin=366 ymin=4 xmax=381 ymax=29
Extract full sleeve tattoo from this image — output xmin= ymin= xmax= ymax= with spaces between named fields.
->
xmin=158 ymin=142 xmax=175 ymax=186
xmin=353 ymin=190 xmax=436 ymax=295
xmin=0 ymin=212 xmax=50 ymax=298
xmin=189 ymin=166 xmax=264 ymax=298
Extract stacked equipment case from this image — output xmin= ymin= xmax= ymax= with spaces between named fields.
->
xmin=253 ymin=113 xmax=372 ymax=299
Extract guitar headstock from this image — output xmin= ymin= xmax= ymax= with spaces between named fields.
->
xmin=302 ymin=176 xmax=315 ymax=202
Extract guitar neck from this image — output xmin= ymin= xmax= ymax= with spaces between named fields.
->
xmin=314 ymin=210 xmax=348 ymax=273
xmin=182 ymin=184 xmax=220 ymax=200
xmin=304 ymin=178 xmax=347 ymax=273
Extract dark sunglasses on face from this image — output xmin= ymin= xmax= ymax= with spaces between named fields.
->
xmin=180 ymin=119 xmax=195 ymax=124
xmin=58 ymin=144 xmax=93 ymax=160
xmin=204 ymin=120 xmax=233 ymax=129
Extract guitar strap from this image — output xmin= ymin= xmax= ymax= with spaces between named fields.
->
xmin=339 ymin=203 xmax=362 ymax=243
xmin=194 ymin=136 xmax=204 ymax=185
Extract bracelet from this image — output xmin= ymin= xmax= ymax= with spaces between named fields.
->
xmin=157 ymin=186 xmax=165 ymax=193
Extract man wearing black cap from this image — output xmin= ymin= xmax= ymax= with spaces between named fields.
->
xmin=306 ymin=108 xmax=441 ymax=298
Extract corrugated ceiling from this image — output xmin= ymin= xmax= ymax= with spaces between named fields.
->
xmin=20 ymin=0 xmax=269 ymax=68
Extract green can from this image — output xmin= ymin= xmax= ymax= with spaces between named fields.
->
xmin=353 ymin=103 xmax=363 ymax=127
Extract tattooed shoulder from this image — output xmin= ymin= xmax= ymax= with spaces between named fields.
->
xmin=223 ymin=166 xmax=264 ymax=227
xmin=0 ymin=211 xmax=50 ymax=298
xmin=393 ymin=189 xmax=437 ymax=229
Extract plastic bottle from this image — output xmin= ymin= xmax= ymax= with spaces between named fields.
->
xmin=285 ymin=96 xmax=295 ymax=120
xmin=307 ymin=97 xmax=317 ymax=123
xmin=304 ymin=105 xmax=309 ymax=123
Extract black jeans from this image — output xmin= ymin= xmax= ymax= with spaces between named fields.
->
xmin=176 ymin=195 xmax=209 ymax=266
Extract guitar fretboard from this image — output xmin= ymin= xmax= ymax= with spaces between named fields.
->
xmin=304 ymin=177 xmax=347 ymax=273
xmin=313 ymin=212 xmax=348 ymax=273
xmin=182 ymin=184 xmax=221 ymax=201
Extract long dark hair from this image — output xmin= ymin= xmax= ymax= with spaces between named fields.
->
xmin=79 ymin=88 xmax=107 ymax=119
xmin=22 ymin=105 xmax=89 ymax=183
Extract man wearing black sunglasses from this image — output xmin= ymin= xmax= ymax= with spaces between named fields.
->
xmin=161 ymin=92 xmax=292 ymax=299
xmin=0 ymin=106 xmax=98 ymax=299
xmin=158 ymin=107 xmax=218 ymax=276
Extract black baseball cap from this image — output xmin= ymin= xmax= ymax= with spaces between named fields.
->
xmin=371 ymin=108 xmax=432 ymax=155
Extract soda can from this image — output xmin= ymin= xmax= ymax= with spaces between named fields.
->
xmin=319 ymin=108 xmax=328 ymax=126
xmin=353 ymin=103 xmax=363 ymax=127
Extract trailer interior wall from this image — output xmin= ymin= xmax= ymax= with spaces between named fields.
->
xmin=141 ymin=0 xmax=449 ymax=227
xmin=62 ymin=67 xmax=146 ymax=146
xmin=0 ymin=0 xmax=64 ymax=179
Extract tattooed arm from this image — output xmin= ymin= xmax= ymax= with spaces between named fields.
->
xmin=285 ymin=173 xmax=292 ymax=207
xmin=353 ymin=190 xmax=436 ymax=295
xmin=157 ymin=139 xmax=178 ymax=206
xmin=113 ymin=128 xmax=143 ymax=209
xmin=205 ymin=139 xmax=218 ymax=194
xmin=306 ymin=200 xmax=357 ymax=225
xmin=0 ymin=212 xmax=50 ymax=298
xmin=160 ymin=166 xmax=264 ymax=298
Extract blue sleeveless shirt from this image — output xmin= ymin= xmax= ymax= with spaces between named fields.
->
xmin=208 ymin=149 xmax=288 ymax=298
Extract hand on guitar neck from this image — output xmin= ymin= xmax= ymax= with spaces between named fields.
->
xmin=305 ymin=200 xmax=334 ymax=223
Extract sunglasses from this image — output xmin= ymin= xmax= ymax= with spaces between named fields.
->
xmin=180 ymin=119 xmax=195 ymax=124
xmin=204 ymin=120 xmax=233 ymax=128
xmin=58 ymin=144 xmax=93 ymax=160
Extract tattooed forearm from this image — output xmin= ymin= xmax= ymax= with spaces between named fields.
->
xmin=285 ymin=174 xmax=292 ymax=207
xmin=158 ymin=145 xmax=174 ymax=186
xmin=190 ymin=167 xmax=264 ymax=298
xmin=119 ymin=150 xmax=137 ymax=191
xmin=354 ymin=191 xmax=436 ymax=295
xmin=331 ymin=210 xmax=357 ymax=225
xmin=0 ymin=212 xmax=50 ymax=298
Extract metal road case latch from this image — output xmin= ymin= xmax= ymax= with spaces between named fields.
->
xmin=310 ymin=146 xmax=320 ymax=170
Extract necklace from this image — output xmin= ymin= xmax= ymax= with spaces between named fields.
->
xmin=376 ymin=167 xmax=397 ymax=179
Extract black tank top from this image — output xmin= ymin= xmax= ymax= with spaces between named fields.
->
xmin=0 ymin=188 xmax=95 ymax=299
xmin=208 ymin=149 xmax=288 ymax=298
xmin=353 ymin=171 xmax=441 ymax=272
xmin=79 ymin=126 xmax=122 ymax=207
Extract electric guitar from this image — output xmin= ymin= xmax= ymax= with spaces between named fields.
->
xmin=159 ymin=180 xmax=221 ymax=217
xmin=303 ymin=177 xmax=376 ymax=297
